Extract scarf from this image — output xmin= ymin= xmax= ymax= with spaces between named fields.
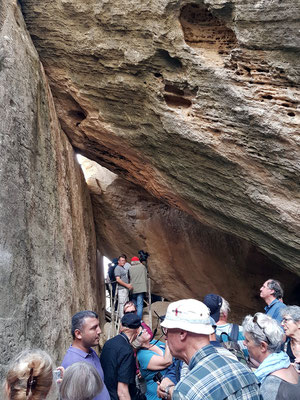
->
xmin=255 ymin=351 xmax=290 ymax=383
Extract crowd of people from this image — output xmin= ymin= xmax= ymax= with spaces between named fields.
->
xmin=3 ymin=276 xmax=300 ymax=400
xmin=107 ymin=254 xmax=148 ymax=319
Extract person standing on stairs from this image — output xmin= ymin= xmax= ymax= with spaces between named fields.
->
xmin=115 ymin=255 xmax=133 ymax=318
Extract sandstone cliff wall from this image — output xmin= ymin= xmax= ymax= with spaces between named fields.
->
xmin=0 ymin=0 xmax=103 ymax=381
xmin=20 ymin=0 xmax=300 ymax=274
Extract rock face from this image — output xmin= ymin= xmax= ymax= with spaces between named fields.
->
xmin=82 ymin=158 xmax=300 ymax=320
xmin=20 ymin=0 xmax=300 ymax=275
xmin=0 ymin=0 xmax=104 ymax=381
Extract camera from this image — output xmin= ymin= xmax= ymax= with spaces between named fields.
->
xmin=138 ymin=250 xmax=149 ymax=263
xmin=153 ymin=371 xmax=163 ymax=383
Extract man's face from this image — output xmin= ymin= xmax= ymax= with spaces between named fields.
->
xmin=260 ymin=280 xmax=273 ymax=299
xmin=164 ymin=328 xmax=183 ymax=359
xmin=118 ymin=257 xmax=126 ymax=266
xmin=78 ymin=317 xmax=101 ymax=348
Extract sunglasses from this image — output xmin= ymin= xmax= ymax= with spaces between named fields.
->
xmin=253 ymin=315 xmax=271 ymax=345
xmin=137 ymin=329 xmax=145 ymax=337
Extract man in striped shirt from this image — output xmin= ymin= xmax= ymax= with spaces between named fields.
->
xmin=161 ymin=299 xmax=261 ymax=400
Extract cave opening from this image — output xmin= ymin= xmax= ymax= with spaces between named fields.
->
xmin=76 ymin=154 xmax=300 ymax=323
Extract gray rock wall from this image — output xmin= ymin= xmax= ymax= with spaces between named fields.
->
xmin=19 ymin=0 xmax=300 ymax=275
xmin=0 ymin=0 xmax=103 ymax=382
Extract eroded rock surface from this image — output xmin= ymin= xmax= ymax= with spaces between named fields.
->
xmin=81 ymin=159 xmax=300 ymax=320
xmin=0 ymin=0 xmax=104 ymax=380
xmin=20 ymin=0 xmax=300 ymax=275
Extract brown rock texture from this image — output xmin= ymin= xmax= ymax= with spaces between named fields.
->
xmin=81 ymin=159 xmax=300 ymax=320
xmin=0 ymin=0 xmax=104 ymax=381
xmin=19 ymin=0 xmax=300 ymax=275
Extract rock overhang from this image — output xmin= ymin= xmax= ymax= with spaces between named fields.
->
xmin=19 ymin=0 xmax=300 ymax=276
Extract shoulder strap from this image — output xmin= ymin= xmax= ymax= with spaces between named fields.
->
xmin=229 ymin=324 xmax=239 ymax=342
xmin=219 ymin=332 xmax=230 ymax=343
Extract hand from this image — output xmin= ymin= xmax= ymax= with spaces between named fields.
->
xmin=157 ymin=382 xmax=166 ymax=399
xmin=156 ymin=378 xmax=174 ymax=399
xmin=128 ymin=284 xmax=133 ymax=290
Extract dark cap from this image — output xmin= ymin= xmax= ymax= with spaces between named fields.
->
xmin=203 ymin=294 xmax=223 ymax=323
xmin=121 ymin=313 xmax=141 ymax=329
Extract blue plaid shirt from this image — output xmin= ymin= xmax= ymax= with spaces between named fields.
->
xmin=172 ymin=345 xmax=261 ymax=400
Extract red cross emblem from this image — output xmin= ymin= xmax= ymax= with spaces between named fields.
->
xmin=172 ymin=308 xmax=182 ymax=317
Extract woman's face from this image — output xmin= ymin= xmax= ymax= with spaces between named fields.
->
xmin=124 ymin=305 xmax=136 ymax=314
xmin=137 ymin=328 xmax=151 ymax=344
xmin=282 ymin=315 xmax=299 ymax=337
xmin=244 ymin=332 xmax=262 ymax=362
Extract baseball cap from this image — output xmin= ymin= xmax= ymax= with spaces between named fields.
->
xmin=161 ymin=299 xmax=214 ymax=335
xmin=121 ymin=313 xmax=141 ymax=329
xmin=131 ymin=256 xmax=140 ymax=261
xmin=203 ymin=294 xmax=222 ymax=323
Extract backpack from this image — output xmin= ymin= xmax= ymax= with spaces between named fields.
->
xmin=219 ymin=324 xmax=249 ymax=367
xmin=108 ymin=258 xmax=118 ymax=283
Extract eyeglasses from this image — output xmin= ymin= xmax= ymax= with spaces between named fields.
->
xmin=282 ymin=318 xmax=293 ymax=324
xmin=137 ymin=329 xmax=145 ymax=337
xmin=253 ymin=315 xmax=271 ymax=345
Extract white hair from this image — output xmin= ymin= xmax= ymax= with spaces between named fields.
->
xmin=242 ymin=312 xmax=284 ymax=353
xmin=281 ymin=305 xmax=300 ymax=322
xmin=220 ymin=297 xmax=230 ymax=315
xmin=60 ymin=362 xmax=103 ymax=400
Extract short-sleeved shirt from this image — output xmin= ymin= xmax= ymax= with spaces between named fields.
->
xmin=100 ymin=332 xmax=136 ymax=400
xmin=173 ymin=344 xmax=261 ymax=400
xmin=114 ymin=265 xmax=129 ymax=291
xmin=264 ymin=299 xmax=286 ymax=324
xmin=61 ymin=346 xmax=110 ymax=400
xmin=137 ymin=340 xmax=168 ymax=400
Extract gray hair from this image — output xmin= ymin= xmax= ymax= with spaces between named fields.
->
xmin=60 ymin=362 xmax=103 ymax=400
xmin=71 ymin=311 xmax=98 ymax=339
xmin=281 ymin=305 xmax=300 ymax=322
xmin=242 ymin=312 xmax=284 ymax=353
xmin=267 ymin=279 xmax=284 ymax=299
xmin=220 ymin=297 xmax=231 ymax=315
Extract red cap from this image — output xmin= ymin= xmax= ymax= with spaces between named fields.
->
xmin=131 ymin=256 xmax=139 ymax=261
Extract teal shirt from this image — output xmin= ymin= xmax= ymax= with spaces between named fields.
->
xmin=137 ymin=340 xmax=167 ymax=400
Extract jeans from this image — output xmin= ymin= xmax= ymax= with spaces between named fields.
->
xmin=132 ymin=293 xmax=144 ymax=320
